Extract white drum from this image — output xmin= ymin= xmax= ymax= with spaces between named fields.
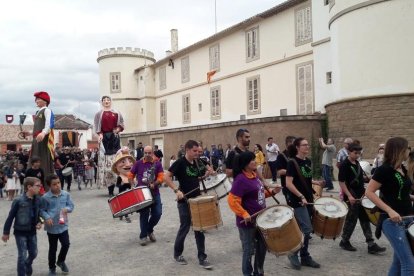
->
xmin=360 ymin=161 xmax=372 ymax=178
xmin=62 ymin=167 xmax=73 ymax=176
xmin=201 ymin=174 xmax=231 ymax=199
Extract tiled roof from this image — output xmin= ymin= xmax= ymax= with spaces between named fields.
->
xmin=54 ymin=115 xmax=92 ymax=130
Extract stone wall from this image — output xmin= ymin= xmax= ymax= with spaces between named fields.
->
xmin=121 ymin=114 xmax=325 ymax=166
xmin=325 ymin=93 xmax=414 ymax=158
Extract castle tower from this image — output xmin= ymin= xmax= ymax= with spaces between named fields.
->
xmin=97 ymin=47 xmax=156 ymax=134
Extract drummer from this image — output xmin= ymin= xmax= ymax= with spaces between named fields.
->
xmin=129 ymin=145 xmax=164 ymax=245
xmin=366 ymin=137 xmax=414 ymax=274
xmin=338 ymin=142 xmax=386 ymax=254
xmin=227 ymin=151 xmax=279 ymax=276
xmin=164 ymin=140 xmax=213 ymax=270
xmin=285 ymin=137 xmax=321 ymax=270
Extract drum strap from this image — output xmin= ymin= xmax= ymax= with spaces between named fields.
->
xmin=195 ymin=159 xmax=208 ymax=193
xmin=290 ymin=159 xmax=314 ymax=196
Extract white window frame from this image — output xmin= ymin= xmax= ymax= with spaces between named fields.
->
xmin=295 ymin=3 xmax=312 ymax=46
xmin=246 ymin=76 xmax=261 ymax=115
xmin=209 ymin=44 xmax=220 ymax=71
xmin=159 ymin=66 xmax=166 ymax=90
xmin=181 ymin=56 xmax=190 ymax=83
xmin=182 ymin=94 xmax=191 ymax=123
xmin=110 ymin=72 xmax=121 ymax=93
xmin=296 ymin=61 xmax=314 ymax=115
xmin=246 ymin=27 xmax=260 ymax=62
xmin=210 ymin=86 xmax=221 ymax=120
xmin=160 ymin=100 xmax=167 ymax=127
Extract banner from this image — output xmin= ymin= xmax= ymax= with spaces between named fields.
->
xmin=5 ymin=115 xmax=14 ymax=124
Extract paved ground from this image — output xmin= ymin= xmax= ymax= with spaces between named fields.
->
xmin=0 ymin=180 xmax=392 ymax=276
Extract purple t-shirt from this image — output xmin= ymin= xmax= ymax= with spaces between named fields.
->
xmin=130 ymin=160 xmax=163 ymax=196
xmin=230 ymin=173 xmax=266 ymax=228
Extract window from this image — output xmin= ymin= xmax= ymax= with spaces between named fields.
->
xmin=182 ymin=94 xmax=191 ymax=123
xmin=296 ymin=62 xmax=314 ymax=115
xmin=198 ymin=103 xmax=202 ymax=112
xmin=110 ymin=72 xmax=121 ymax=93
xmin=246 ymin=76 xmax=261 ymax=115
xmin=209 ymin=44 xmax=220 ymax=71
xmin=246 ymin=27 xmax=260 ymax=62
xmin=210 ymin=86 xmax=221 ymax=119
xmin=181 ymin=56 xmax=190 ymax=83
xmin=160 ymin=100 xmax=167 ymax=127
xmin=326 ymin=72 xmax=332 ymax=84
xmin=159 ymin=66 xmax=166 ymax=90
xmin=295 ymin=3 xmax=312 ymax=46
xmin=324 ymin=0 xmax=329 ymax=5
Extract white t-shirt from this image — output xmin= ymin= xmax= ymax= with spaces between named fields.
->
xmin=265 ymin=143 xmax=279 ymax=162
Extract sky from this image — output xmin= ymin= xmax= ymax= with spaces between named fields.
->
xmin=0 ymin=0 xmax=284 ymax=125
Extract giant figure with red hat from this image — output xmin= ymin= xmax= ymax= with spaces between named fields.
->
xmin=94 ymin=95 xmax=124 ymax=196
xmin=25 ymin=91 xmax=55 ymax=180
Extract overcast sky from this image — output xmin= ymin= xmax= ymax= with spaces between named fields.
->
xmin=0 ymin=0 xmax=284 ymax=125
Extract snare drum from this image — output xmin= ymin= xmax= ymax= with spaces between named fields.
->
xmin=256 ymin=205 xmax=303 ymax=256
xmin=406 ymin=222 xmax=414 ymax=255
xmin=62 ymin=167 xmax=73 ymax=176
xmin=361 ymin=190 xmax=380 ymax=226
xmin=108 ymin=186 xmax=153 ymax=218
xmin=312 ymin=197 xmax=348 ymax=239
xmin=188 ymin=195 xmax=223 ymax=231
xmin=201 ymin=174 xmax=232 ymax=199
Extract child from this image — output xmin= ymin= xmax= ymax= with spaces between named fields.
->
xmin=73 ymin=157 xmax=85 ymax=191
xmin=2 ymin=177 xmax=43 ymax=276
xmin=40 ymin=174 xmax=75 ymax=276
xmin=25 ymin=156 xmax=45 ymax=195
xmin=5 ymin=162 xmax=17 ymax=201
xmin=84 ymin=159 xmax=95 ymax=189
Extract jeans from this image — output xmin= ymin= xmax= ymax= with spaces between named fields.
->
xmin=341 ymin=203 xmax=373 ymax=244
xmin=382 ymin=218 xmax=414 ymax=276
xmin=139 ymin=194 xmax=162 ymax=239
xmin=293 ymin=206 xmax=313 ymax=258
xmin=47 ymin=230 xmax=70 ymax=269
xmin=174 ymin=202 xmax=207 ymax=261
xmin=15 ymin=234 xmax=38 ymax=276
xmin=238 ymin=227 xmax=266 ymax=276
xmin=267 ymin=161 xmax=278 ymax=182
xmin=322 ymin=165 xmax=333 ymax=189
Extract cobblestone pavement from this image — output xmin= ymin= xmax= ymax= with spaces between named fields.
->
xmin=0 ymin=181 xmax=392 ymax=276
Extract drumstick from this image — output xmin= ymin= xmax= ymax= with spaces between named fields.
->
xmin=240 ymin=204 xmax=279 ymax=224
xmin=174 ymin=187 xmax=200 ymax=201
xmin=263 ymin=185 xmax=280 ymax=205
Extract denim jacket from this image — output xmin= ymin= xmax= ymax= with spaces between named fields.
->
xmin=3 ymin=194 xmax=41 ymax=235
xmin=40 ymin=190 xmax=74 ymax=234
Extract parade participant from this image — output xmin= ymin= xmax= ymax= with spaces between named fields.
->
xmin=24 ymin=91 xmax=55 ymax=176
xmin=285 ymin=137 xmax=321 ymax=270
xmin=129 ymin=146 xmax=163 ymax=244
xmin=25 ymin=156 xmax=45 ymax=194
xmin=366 ymin=137 xmax=413 ymax=274
xmin=2 ymin=177 xmax=42 ymax=276
xmin=164 ymin=140 xmax=213 ymax=270
xmin=225 ymin=129 xmax=250 ymax=177
xmin=265 ymin=137 xmax=280 ymax=183
xmin=276 ymin=136 xmax=295 ymax=201
xmin=40 ymin=174 xmax=75 ymax=276
xmin=371 ymin=144 xmax=385 ymax=175
xmin=94 ymin=96 xmax=124 ymax=196
xmin=112 ymin=147 xmax=136 ymax=223
xmin=228 ymin=151 xmax=279 ymax=276
xmin=338 ymin=143 xmax=385 ymax=254
xmin=56 ymin=147 xmax=75 ymax=191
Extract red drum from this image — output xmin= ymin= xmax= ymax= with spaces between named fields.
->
xmin=108 ymin=187 xmax=153 ymax=218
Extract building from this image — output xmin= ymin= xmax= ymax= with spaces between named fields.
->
xmin=97 ymin=0 xmax=414 ymax=164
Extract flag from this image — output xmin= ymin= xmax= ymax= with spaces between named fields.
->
xmin=5 ymin=115 xmax=13 ymax=124
xmin=207 ymin=70 xmax=217 ymax=83
xmin=47 ymin=111 xmax=55 ymax=160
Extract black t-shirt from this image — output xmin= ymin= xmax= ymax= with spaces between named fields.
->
xmin=25 ymin=168 xmax=45 ymax=184
xmin=169 ymin=157 xmax=202 ymax=201
xmin=58 ymin=153 xmax=74 ymax=167
xmin=338 ymin=158 xmax=365 ymax=200
xmin=276 ymin=150 xmax=289 ymax=188
xmin=286 ymin=156 xmax=314 ymax=208
xmin=197 ymin=158 xmax=209 ymax=176
xmin=224 ymin=146 xmax=245 ymax=170
xmin=372 ymin=164 xmax=412 ymax=216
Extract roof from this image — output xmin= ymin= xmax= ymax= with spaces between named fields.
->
xmin=54 ymin=115 xmax=92 ymax=130
xmin=152 ymin=0 xmax=306 ymax=67
xmin=0 ymin=125 xmax=32 ymax=143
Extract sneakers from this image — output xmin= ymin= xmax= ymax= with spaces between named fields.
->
xmin=199 ymin=259 xmax=213 ymax=270
xmin=175 ymin=255 xmax=188 ymax=265
xmin=368 ymin=243 xmax=386 ymax=254
xmin=340 ymin=240 xmax=357 ymax=251
xmin=140 ymin=237 xmax=148 ymax=246
xmin=125 ymin=217 xmax=131 ymax=223
xmin=149 ymin=232 xmax=156 ymax=242
xmin=301 ymin=257 xmax=320 ymax=268
xmin=288 ymin=254 xmax=301 ymax=270
xmin=48 ymin=269 xmax=57 ymax=276
xmin=56 ymin=261 xmax=69 ymax=273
